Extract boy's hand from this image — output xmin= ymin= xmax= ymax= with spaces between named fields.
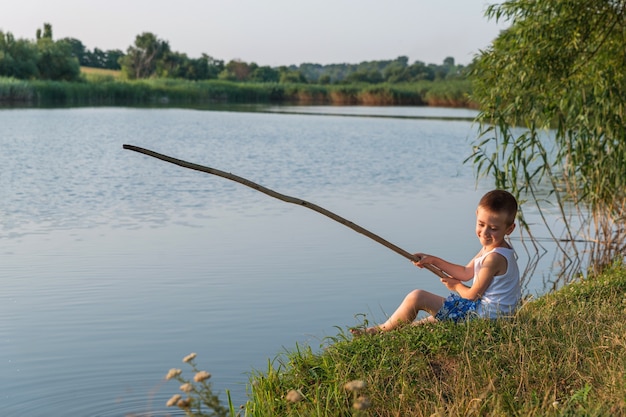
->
xmin=440 ymin=277 xmax=462 ymax=291
xmin=413 ymin=253 xmax=456 ymax=280
xmin=412 ymin=253 xmax=433 ymax=268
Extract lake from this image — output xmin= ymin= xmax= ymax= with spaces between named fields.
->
xmin=0 ymin=106 xmax=559 ymax=416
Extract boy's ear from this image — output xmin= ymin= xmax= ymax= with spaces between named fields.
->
xmin=506 ymin=222 xmax=516 ymax=235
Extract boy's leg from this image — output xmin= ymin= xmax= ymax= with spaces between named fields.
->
xmin=377 ymin=289 xmax=445 ymax=331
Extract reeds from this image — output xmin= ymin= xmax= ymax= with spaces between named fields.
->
xmin=0 ymin=77 xmax=34 ymax=103
xmin=0 ymin=77 xmax=473 ymax=107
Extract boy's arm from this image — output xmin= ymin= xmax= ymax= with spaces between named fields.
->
xmin=445 ymin=252 xmax=505 ymax=300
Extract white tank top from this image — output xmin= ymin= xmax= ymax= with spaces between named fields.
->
xmin=474 ymin=247 xmax=521 ymax=319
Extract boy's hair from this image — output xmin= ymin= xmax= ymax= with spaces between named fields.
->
xmin=478 ymin=190 xmax=518 ymax=225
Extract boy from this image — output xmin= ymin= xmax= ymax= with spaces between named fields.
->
xmin=355 ymin=189 xmax=520 ymax=334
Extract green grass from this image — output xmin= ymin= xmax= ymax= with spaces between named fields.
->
xmin=163 ymin=263 xmax=626 ymax=416
xmin=238 ymin=263 xmax=626 ymax=416
xmin=80 ymin=66 xmax=122 ymax=82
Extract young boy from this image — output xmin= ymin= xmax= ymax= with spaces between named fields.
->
xmin=355 ymin=189 xmax=520 ymax=334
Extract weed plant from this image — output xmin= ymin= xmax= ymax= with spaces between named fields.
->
xmin=165 ymin=263 xmax=625 ymax=416
xmin=164 ymin=353 xmax=235 ymax=417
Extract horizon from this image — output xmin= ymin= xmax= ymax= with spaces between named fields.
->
xmin=5 ymin=1 xmax=508 ymax=67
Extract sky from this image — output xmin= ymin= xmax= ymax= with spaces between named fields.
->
xmin=4 ymin=0 xmax=508 ymax=67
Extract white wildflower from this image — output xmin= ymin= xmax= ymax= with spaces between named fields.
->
xmin=177 ymin=398 xmax=191 ymax=409
xmin=353 ymin=395 xmax=371 ymax=410
xmin=180 ymin=383 xmax=193 ymax=393
xmin=166 ymin=394 xmax=182 ymax=407
xmin=286 ymin=389 xmax=304 ymax=403
xmin=193 ymin=370 xmax=211 ymax=382
xmin=344 ymin=380 xmax=367 ymax=392
xmin=165 ymin=368 xmax=182 ymax=380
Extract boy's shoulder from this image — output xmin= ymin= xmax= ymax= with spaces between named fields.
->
xmin=484 ymin=247 xmax=518 ymax=276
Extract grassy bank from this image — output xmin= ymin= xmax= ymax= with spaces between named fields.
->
xmin=0 ymin=74 xmax=473 ymax=107
xmin=165 ymin=264 xmax=626 ymax=416
xmin=243 ymin=264 xmax=626 ymax=416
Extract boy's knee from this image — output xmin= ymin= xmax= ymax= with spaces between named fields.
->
xmin=405 ymin=289 xmax=424 ymax=303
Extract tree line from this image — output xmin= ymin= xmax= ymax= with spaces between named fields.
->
xmin=0 ymin=23 xmax=81 ymax=81
xmin=1 ymin=23 xmax=468 ymax=84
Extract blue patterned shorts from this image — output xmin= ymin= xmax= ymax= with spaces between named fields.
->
xmin=435 ymin=293 xmax=480 ymax=323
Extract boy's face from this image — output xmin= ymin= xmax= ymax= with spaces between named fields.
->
xmin=475 ymin=206 xmax=515 ymax=248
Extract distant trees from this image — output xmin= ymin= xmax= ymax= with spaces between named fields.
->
xmin=297 ymin=56 xmax=465 ymax=84
xmin=119 ymin=32 xmax=170 ymax=79
xmin=118 ymin=32 xmax=225 ymax=80
xmin=61 ymin=37 xmax=123 ymax=70
xmin=0 ymin=23 xmax=80 ymax=81
xmin=0 ymin=31 xmax=39 ymax=79
xmin=218 ymin=59 xmax=252 ymax=81
xmin=35 ymin=23 xmax=80 ymax=81
xmin=114 ymin=34 xmax=465 ymax=84
xmin=159 ymin=52 xmax=224 ymax=80
xmin=1 ymin=24 xmax=467 ymax=85
xmin=278 ymin=66 xmax=307 ymax=83
xmin=250 ymin=65 xmax=280 ymax=83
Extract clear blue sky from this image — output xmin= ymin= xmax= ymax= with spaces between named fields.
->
xmin=5 ymin=0 xmax=507 ymax=66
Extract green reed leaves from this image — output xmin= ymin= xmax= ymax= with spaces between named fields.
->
xmin=469 ymin=0 xmax=626 ymax=281
xmin=0 ymin=76 xmax=471 ymax=107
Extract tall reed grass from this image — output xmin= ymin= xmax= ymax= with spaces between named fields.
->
xmin=0 ymin=77 xmax=35 ymax=103
xmin=0 ymin=77 xmax=473 ymax=107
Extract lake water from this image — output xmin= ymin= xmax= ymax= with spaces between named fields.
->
xmin=1 ymin=106 xmax=558 ymax=416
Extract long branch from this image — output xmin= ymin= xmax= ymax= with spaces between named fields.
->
xmin=122 ymin=144 xmax=450 ymax=279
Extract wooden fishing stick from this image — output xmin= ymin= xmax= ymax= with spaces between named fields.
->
xmin=122 ymin=144 xmax=451 ymax=279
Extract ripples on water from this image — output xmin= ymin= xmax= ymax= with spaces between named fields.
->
xmin=1 ymin=106 xmax=554 ymax=416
